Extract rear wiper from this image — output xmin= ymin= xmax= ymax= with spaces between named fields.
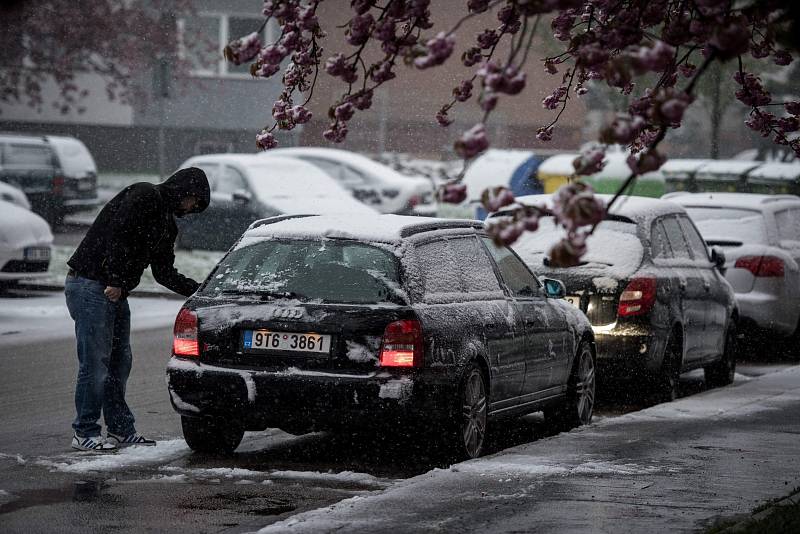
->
xmin=258 ymin=290 xmax=306 ymax=300
xmin=217 ymin=289 xmax=306 ymax=300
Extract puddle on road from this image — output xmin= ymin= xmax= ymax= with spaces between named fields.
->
xmin=0 ymin=480 xmax=111 ymax=515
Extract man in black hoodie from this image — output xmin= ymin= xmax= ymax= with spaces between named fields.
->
xmin=65 ymin=168 xmax=210 ymax=451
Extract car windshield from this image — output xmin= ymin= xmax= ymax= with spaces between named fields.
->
xmin=200 ymin=238 xmax=404 ymax=304
xmin=683 ymin=207 xmax=767 ymax=244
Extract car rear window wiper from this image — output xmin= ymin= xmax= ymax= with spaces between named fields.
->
xmin=257 ymin=290 xmax=306 ymax=300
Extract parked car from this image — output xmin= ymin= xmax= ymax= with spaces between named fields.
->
xmin=166 ymin=214 xmax=596 ymax=459
xmin=0 ymin=180 xmax=30 ymax=209
xmin=493 ymin=194 xmax=738 ymax=400
xmin=0 ymin=133 xmax=99 ymax=225
xmin=665 ymin=192 xmax=800 ymax=341
xmin=174 ymin=154 xmax=378 ymax=250
xmin=260 ymin=147 xmax=437 ymax=216
xmin=44 ymin=135 xmax=101 ymax=217
xmin=0 ymin=198 xmax=53 ymax=286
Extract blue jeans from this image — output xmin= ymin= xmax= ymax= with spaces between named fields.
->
xmin=65 ymin=275 xmax=136 ymax=438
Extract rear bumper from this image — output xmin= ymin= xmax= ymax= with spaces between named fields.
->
xmin=63 ymin=197 xmax=100 ymax=212
xmin=593 ymin=322 xmax=666 ymax=378
xmin=166 ymin=358 xmax=456 ymax=431
xmin=735 ymin=291 xmax=798 ymax=336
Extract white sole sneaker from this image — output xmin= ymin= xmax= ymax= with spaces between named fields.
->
xmin=71 ymin=435 xmax=117 ymax=452
xmin=107 ymin=432 xmax=157 ymax=447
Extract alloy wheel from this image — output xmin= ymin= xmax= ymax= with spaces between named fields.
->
xmin=461 ymin=368 xmax=487 ymax=459
xmin=575 ymin=347 xmax=596 ymax=425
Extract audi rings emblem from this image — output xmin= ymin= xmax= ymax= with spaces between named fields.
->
xmin=272 ymin=308 xmax=304 ymax=319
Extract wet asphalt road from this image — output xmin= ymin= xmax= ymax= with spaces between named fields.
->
xmin=0 ymin=298 xmax=793 ymax=534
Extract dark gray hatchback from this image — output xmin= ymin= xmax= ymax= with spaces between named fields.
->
xmin=167 ymin=214 xmax=596 ymax=459
xmin=496 ymin=194 xmax=738 ymax=402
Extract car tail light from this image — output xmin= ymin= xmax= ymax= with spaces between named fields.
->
xmin=52 ymin=175 xmax=64 ymax=195
xmin=618 ymin=277 xmax=657 ymax=317
xmin=173 ymin=308 xmax=199 ymax=357
xmin=734 ymin=255 xmax=785 ymax=277
xmin=408 ymin=195 xmax=421 ymax=208
xmin=379 ymin=320 xmax=423 ymax=367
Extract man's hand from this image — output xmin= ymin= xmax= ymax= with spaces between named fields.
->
xmin=104 ymin=286 xmax=123 ymax=302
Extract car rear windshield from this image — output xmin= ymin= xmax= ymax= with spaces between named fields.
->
xmin=4 ymin=144 xmax=55 ymax=167
xmin=683 ymin=207 xmax=767 ymax=244
xmin=511 ymin=217 xmax=643 ymax=280
xmin=200 ymin=238 xmax=404 ymax=304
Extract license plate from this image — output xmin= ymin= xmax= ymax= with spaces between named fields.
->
xmin=243 ymin=330 xmax=331 ymax=353
xmin=24 ymin=247 xmax=50 ymax=261
xmin=564 ymin=295 xmax=581 ymax=308
xmin=77 ymin=180 xmax=93 ymax=191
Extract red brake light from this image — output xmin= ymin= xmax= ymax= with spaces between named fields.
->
xmin=618 ymin=277 xmax=657 ymax=317
xmin=379 ymin=320 xmax=423 ymax=367
xmin=173 ymin=308 xmax=199 ymax=357
xmin=408 ymin=195 xmax=420 ymax=207
xmin=52 ymin=175 xmax=64 ymax=194
xmin=734 ymin=255 xmax=784 ymax=277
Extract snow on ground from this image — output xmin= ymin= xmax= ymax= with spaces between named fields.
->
xmin=37 ymin=440 xmax=189 ymax=473
xmin=0 ymin=291 xmax=184 ymax=346
xmin=256 ymin=365 xmax=800 ymax=533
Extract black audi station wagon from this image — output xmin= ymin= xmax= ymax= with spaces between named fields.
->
xmin=167 ymin=214 xmax=596 ymax=459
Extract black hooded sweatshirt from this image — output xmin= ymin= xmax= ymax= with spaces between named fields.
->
xmin=68 ymin=167 xmax=210 ymax=297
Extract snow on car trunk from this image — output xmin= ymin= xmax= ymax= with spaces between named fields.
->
xmin=511 ymin=217 xmax=644 ymax=292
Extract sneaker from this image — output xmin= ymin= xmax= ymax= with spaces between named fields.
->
xmin=71 ymin=434 xmax=117 ymax=452
xmin=107 ymin=432 xmax=157 ymax=447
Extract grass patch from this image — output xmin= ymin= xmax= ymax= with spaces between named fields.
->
xmin=706 ymin=489 xmax=800 ymax=534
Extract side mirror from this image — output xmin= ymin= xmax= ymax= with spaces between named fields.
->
xmin=542 ymin=278 xmax=566 ymax=299
xmin=711 ymin=246 xmax=726 ymax=272
xmin=232 ymin=189 xmax=252 ymax=204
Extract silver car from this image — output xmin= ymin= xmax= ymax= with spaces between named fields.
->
xmin=667 ymin=192 xmax=800 ymax=339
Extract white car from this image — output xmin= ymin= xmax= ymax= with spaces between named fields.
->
xmin=0 ymin=180 xmax=30 ymax=209
xmin=175 ymin=154 xmax=379 ymax=250
xmin=0 ymin=199 xmax=53 ymax=285
xmin=260 ymin=147 xmax=437 ymax=216
xmin=666 ymin=192 xmax=800 ymax=339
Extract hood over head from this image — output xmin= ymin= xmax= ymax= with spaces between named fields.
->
xmin=156 ymin=167 xmax=210 ymax=214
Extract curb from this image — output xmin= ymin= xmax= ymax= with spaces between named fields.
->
xmin=718 ymin=490 xmax=800 ymax=533
xmin=17 ymin=281 xmax=184 ymax=300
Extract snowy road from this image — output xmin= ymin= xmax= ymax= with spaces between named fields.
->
xmin=0 ymin=287 xmax=798 ymax=533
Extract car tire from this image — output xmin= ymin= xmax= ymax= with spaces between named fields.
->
xmin=705 ymin=324 xmax=737 ymax=388
xmin=654 ymin=332 xmax=682 ymax=403
xmin=181 ymin=416 xmax=244 ymax=455
xmin=449 ymin=363 xmax=489 ymax=460
xmin=545 ymin=340 xmax=596 ymax=431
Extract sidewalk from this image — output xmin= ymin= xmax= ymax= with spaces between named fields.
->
xmin=256 ymin=366 xmax=800 ymax=533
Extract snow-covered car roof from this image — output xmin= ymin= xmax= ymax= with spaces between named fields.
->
xmin=745 ymin=162 xmax=800 ymax=181
xmin=513 ymin=193 xmax=684 ymax=224
xmin=259 ymin=147 xmax=430 ymax=188
xmin=0 ymin=199 xmax=53 ymax=249
xmin=663 ymin=192 xmax=800 ymax=211
xmin=462 ymin=149 xmax=537 ymax=201
xmin=0 ymin=133 xmax=50 ymax=145
xmin=241 ymin=214 xmax=483 ymax=245
xmin=181 ymin=154 xmax=379 ymax=216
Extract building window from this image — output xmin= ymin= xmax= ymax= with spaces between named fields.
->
xmin=179 ymin=13 xmax=275 ymax=78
